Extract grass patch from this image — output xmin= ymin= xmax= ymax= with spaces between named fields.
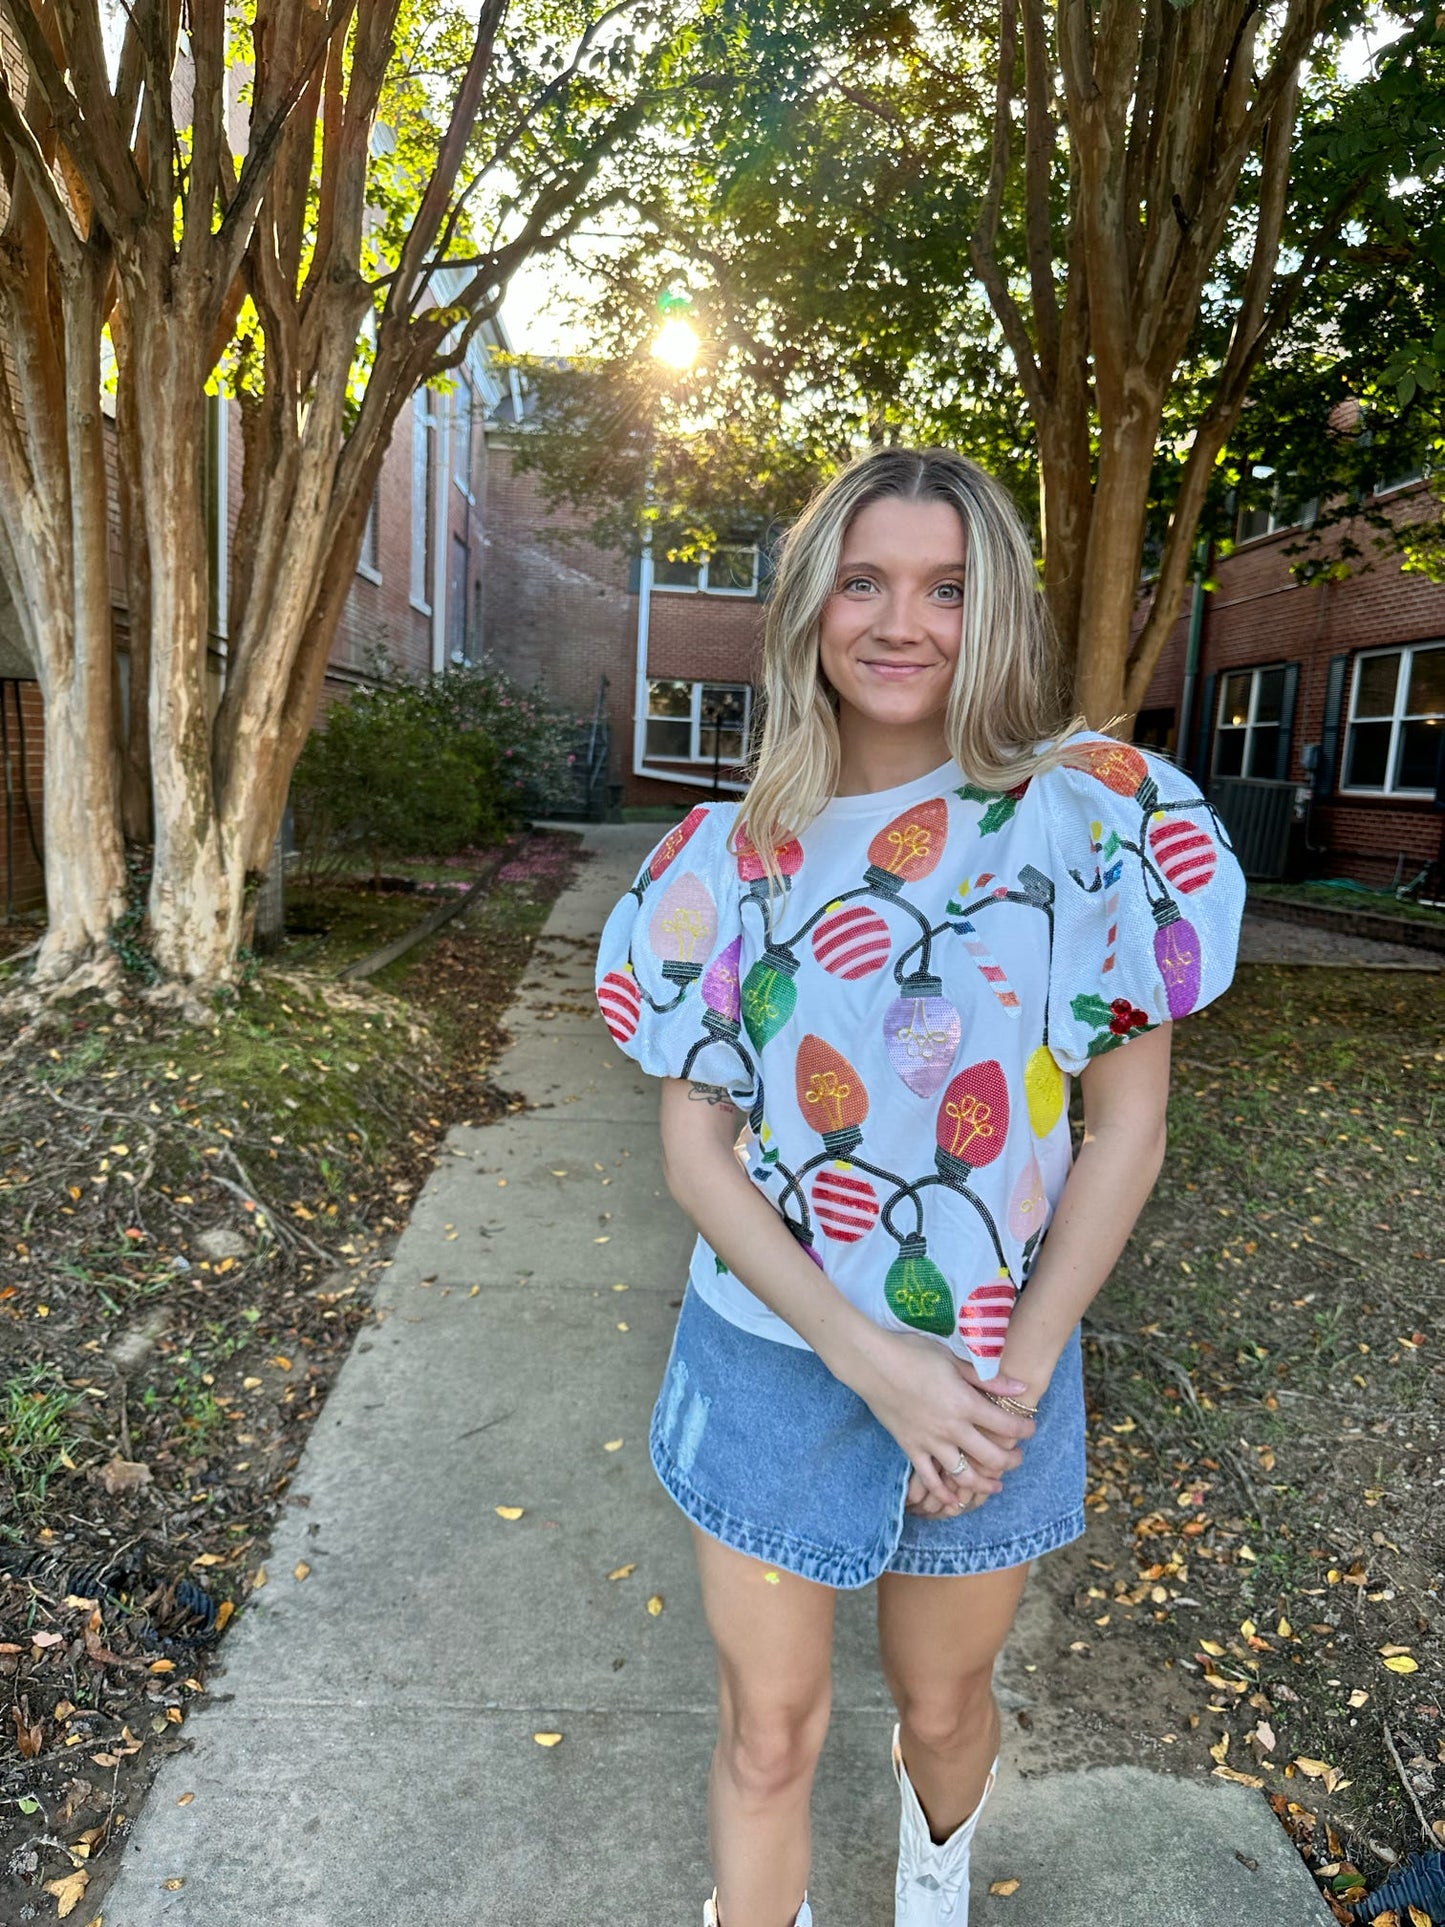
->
xmin=1249 ymin=880 xmax=1445 ymax=930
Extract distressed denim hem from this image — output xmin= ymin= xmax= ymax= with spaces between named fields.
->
xmin=650 ymin=1415 xmax=899 ymax=1591
xmin=886 ymin=1505 xmax=1088 ymax=1577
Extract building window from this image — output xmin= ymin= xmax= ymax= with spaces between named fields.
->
xmin=653 ymin=545 xmax=760 ymax=596
xmin=357 ymin=479 xmax=382 ymax=582
xmin=1234 ymin=473 xmax=1318 ymax=544
xmin=1373 ymin=463 xmax=1425 ymax=497
xmin=1342 ymin=642 xmax=1445 ymax=795
xmin=645 ymin=679 xmax=753 ymax=762
xmin=452 ymin=377 xmax=475 ymax=500
xmin=1214 ymin=666 xmax=1288 ymax=778
xmin=410 ymin=385 xmax=439 ymax=612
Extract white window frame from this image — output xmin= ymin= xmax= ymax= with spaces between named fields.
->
xmin=652 ymin=544 xmax=761 ymax=597
xmin=356 ymin=479 xmax=383 ymax=584
xmin=452 ymin=375 xmax=476 ymax=503
xmin=1212 ymin=665 xmax=1288 ymax=780
xmin=1233 ymin=473 xmax=1319 ymax=546
xmin=410 ymin=385 xmax=439 ymax=615
xmin=1372 ymin=463 xmax=1425 ymax=498
xmin=1340 ymin=641 xmax=1445 ymax=799
xmin=644 ymin=679 xmax=753 ymax=763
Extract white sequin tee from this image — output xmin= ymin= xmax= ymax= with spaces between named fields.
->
xmin=594 ymin=730 xmax=1246 ymax=1380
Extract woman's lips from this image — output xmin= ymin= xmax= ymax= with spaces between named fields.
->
xmin=862 ymin=660 xmax=931 ymax=679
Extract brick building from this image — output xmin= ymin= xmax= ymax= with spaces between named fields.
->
xmin=479 ymin=433 xmax=766 ymax=813
xmin=0 ymin=295 xmax=508 ymax=918
xmin=479 ymin=439 xmax=1444 ymax=887
xmin=1133 ymin=475 xmax=1444 ymax=891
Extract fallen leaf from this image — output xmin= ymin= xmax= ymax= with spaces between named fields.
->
xmin=177 ymin=1791 xmax=195 ymax=1805
xmin=1348 ymin=1689 xmax=1369 ymax=1708
xmin=12 ymin=1706 xmax=42 ymax=1758
xmin=293 ymin=1562 xmax=310 ymax=1582
xmin=97 ymin=1456 xmax=153 ymax=1497
xmin=30 ymin=1630 xmax=64 ymax=1649
xmin=1212 ymin=1765 xmax=1265 ymax=1788
xmin=603 ymin=1439 xmax=623 ymax=1452
xmin=1379 ymin=1644 xmax=1413 ymax=1657
xmin=646 ymin=1594 xmax=664 ymax=1616
xmin=607 ymin=1564 xmax=636 ymax=1581
xmin=43 ymin=1869 xmax=90 ymax=1917
xmin=989 ymin=1878 xmax=1021 ymax=1896
xmin=495 ymin=1506 xmax=524 ymax=1521
xmin=1293 ymin=1757 xmax=1333 ymax=1779
xmin=1209 ymin=1733 xmax=1230 ymax=1764
xmin=534 ymin=1732 xmax=563 ymax=1747
xmin=1383 ymin=1656 xmax=1418 ymax=1674
xmin=1409 ymin=1909 xmax=1432 ymax=1927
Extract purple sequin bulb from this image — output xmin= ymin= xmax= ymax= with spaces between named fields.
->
xmin=1155 ymin=913 xmax=1201 ymax=1019
xmin=702 ymin=934 xmax=743 ymax=1022
xmin=882 ymin=973 xmax=961 ymax=1100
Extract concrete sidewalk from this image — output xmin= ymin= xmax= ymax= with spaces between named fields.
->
xmin=100 ymin=824 xmax=1330 ymax=1926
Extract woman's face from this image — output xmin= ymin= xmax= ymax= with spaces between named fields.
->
xmin=817 ymin=495 xmax=966 ymax=740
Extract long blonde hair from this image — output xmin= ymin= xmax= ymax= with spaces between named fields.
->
xmin=733 ymin=446 xmax=1119 ymax=893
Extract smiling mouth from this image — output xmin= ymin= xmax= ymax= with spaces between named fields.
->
xmin=862 ymin=661 xmax=933 ymax=677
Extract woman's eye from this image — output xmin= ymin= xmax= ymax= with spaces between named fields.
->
xmin=933 ymin=581 xmax=964 ymax=601
xmin=841 ymin=575 xmax=876 ymax=593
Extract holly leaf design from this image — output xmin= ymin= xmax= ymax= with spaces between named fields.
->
xmin=1069 ymin=991 xmax=1119 ymax=1032
xmin=955 ymin=781 xmax=1023 ymax=837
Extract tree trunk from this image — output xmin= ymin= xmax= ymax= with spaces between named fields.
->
xmin=128 ymin=291 xmax=243 ymax=985
xmin=29 ymin=272 xmax=127 ymax=988
xmin=1071 ymin=403 xmax=1162 ymax=728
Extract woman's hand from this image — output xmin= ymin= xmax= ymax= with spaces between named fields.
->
xmin=847 ymin=1327 xmax=1037 ymax=1511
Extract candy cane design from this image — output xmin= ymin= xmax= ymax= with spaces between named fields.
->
xmin=951 ymin=874 xmax=1021 ymax=1015
xmin=1090 ymin=826 xmax=1123 ymax=979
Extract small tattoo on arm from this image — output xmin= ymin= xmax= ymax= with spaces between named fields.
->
xmin=687 ymin=1082 xmax=733 ymax=1106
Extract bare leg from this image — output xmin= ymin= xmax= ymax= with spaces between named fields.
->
xmin=876 ymin=1560 xmax=1032 ymax=1839
xmin=690 ymin=1522 xmax=836 ymax=1927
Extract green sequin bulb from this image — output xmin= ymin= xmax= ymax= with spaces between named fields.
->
xmin=742 ymin=950 xmax=798 ymax=1050
xmin=884 ymin=1236 xmax=955 ymax=1337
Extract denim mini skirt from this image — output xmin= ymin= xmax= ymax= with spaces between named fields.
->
xmin=649 ymin=1283 xmax=1087 ymax=1589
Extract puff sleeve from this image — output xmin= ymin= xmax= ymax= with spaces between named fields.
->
xmin=1041 ymin=736 xmax=1247 ymax=1077
xmin=594 ymin=801 xmax=757 ymax=1110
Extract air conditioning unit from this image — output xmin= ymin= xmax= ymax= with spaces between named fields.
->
xmin=1206 ymin=776 xmax=1296 ymax=880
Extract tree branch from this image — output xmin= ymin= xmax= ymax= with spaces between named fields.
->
xmin=969 ymin=0 xmax=1046 ymax=417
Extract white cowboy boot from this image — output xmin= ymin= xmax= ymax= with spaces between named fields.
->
xmin=892 ymin=1722 xmax=999 ymax=1925
xmin=704 ymin=1885 xmax=813 ymax=1925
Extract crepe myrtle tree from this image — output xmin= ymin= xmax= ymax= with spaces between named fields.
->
xmin=516 ymin=0 xmax=1443 ymax=734
xmin=0 ymin=0 xmax=678 ymax=996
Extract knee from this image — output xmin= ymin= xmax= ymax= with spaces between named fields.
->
xmin=894 ymin=1668 xmax=994 ymax=1756
xmin=718 ymin=1696 xmax=830 ymax=1804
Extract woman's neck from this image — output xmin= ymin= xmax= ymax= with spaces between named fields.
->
xmin=832 ymin=720 xmax=953 ymax=798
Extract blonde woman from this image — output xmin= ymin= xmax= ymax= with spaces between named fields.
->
xmin=595 ymin=447 xmax=1246 ymax=1927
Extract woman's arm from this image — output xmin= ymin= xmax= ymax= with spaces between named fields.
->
xmin=994 ymin=1020 xmax=1173 ymax=1406
xmin=658 ymin=1075 xmax=1037 ymax=1508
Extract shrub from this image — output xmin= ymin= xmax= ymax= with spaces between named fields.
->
xmin=291 ymin=662 xmax=586 ymax=883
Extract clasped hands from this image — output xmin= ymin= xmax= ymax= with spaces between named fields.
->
xmin=853 ymin=1328 xmax=1040 ymax=1521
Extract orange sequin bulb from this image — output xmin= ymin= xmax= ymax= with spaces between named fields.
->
xmin=864 ymin=797 xmax=948 ymax=893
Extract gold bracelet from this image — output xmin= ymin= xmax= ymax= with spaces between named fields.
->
xmin=982 ymin=1389 xmax=1039 ymax=1416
